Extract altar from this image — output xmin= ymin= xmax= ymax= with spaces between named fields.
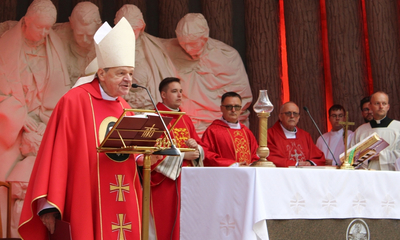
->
xmin=180 ymin=167 xmax=400 ymax=239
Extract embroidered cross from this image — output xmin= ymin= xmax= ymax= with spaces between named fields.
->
xmin=322 ymin=193 xmax=337 ymax=214
xmin=291 ymin=149 xmax=302 ymax=162
xmin=352 ymin=193 xmax=367 ymax=213
xmin=382 ymin=195 xmax=395 ymax=215
xmin=112 ymin=214 xmax=132 ymax=240
xmin=290 ymin=193 xmax=305 ymax=214
xmin=220 ymin=214 xmax=236 ymax=236
xmin=110 ymin=175 xmax=130 ymax=202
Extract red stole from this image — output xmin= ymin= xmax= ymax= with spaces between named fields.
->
xmin=228 ymin=127 xmax=253 ymax=164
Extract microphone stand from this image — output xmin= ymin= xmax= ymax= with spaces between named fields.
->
xmin=303 ymin=106 xmax=339 ymax=166
xmin=132 ymin=83 xmax=180 ymax=240
xmin=132 ymin=84 xmax=180 ymax=156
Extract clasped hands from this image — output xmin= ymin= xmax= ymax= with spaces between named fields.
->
xmin=183 ymin=138 xmax=199 ymax=160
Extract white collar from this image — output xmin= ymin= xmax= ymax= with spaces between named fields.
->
xmin=220 ymin=117 xmax=241 ymax=129
xmin=280 ymin=122 xmax=297 ymax=139
xmin=162 ymin=103 xmax=180 ymax=112
xmin=375 ymin=115 xmax=386 ymax=124
xmin=99 ymin=83 xmax=118 ymax=101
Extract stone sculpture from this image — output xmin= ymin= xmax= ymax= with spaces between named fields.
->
xmin=161 ymin=13 xmax=253 ymax=135
xmin=0 ymin=0 xmax=70 ymax=236
xmin=53 ymin=1 xmax=101 ymax=85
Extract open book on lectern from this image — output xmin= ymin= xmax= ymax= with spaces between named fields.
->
xmin=339 ymin=132 xmax=389 ymax=166
xmin=99 ymin=111 xmax=174 ymax=150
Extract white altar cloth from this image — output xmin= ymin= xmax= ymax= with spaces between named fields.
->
xmin=180 ymin=167 xmax=400 ymax=240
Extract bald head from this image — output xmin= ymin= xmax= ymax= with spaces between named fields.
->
xmin=279 ymin=102 xmax=300 ymax=131
xmin=370 ymin=91 xmax=390 ymax=120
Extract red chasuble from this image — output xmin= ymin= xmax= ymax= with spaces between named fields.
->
xmin=202 ymin=119 xmax=259 ymax=166
xmin=267 ymin=121 xmax=325 ymax=167
xmin=149 ymin=103 xmax=204 ymax=240
xmin=19 ymin=79 xmax=142 ymax=240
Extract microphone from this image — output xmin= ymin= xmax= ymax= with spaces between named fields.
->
xmin=132 ymin=83 xmax=180 ymax=156
xmin=303 ymin=106 xmax=339 ymax=166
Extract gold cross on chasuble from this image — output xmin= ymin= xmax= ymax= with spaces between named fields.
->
xmin=112 ymin=214 xmax=132 ymax=240
xmin=110 ymin=175 xmax=130 ymax=202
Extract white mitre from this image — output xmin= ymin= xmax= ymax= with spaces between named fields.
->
xmin=72 ymin=17 xmax=136 ymax=88
xmin=95 ymin=17 xmax=136 ymax=68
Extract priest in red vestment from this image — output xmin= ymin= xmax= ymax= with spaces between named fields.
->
xmin=202 ymin=92 xmax=259 ymax=166
xmin=149 ymin=77 xmax=206 ymax=240
xmin=19 ymin=18 xmax=146 ymax=240
xmin=267 ymin=102 xmax=325 ymax=167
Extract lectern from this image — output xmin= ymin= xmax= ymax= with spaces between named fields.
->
xmin=97 ymin=109 xmax=193 ymax=240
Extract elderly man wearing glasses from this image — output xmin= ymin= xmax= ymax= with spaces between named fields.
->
xmin=202 ymin=92 xmax=259 ymax=166
xmin=267 ymin=101 xmax=325 ymax=167
xmin=316 ymin=104 xmax=353 ymax=166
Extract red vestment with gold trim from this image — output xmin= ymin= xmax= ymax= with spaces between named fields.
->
xmin=19 ymin=79 xmax=142 ymax=240
xmin=202 ymin=119 xmax=259 ymax=166
xmin=149 ymin=103 xmax=204 ymax=240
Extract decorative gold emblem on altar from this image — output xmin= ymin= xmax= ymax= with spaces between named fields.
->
xmin=346 ymin=219 xmax=370 ymax=240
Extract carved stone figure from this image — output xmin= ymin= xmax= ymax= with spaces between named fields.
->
xmin=53 ymin=1 xmax=101 ymax=85
xmin=114 ymin=4 xmax=177 ymax=109
xmin=0 ymin=20 xmax=18 ymax=37
xmin=0 ymin=0 xmax=70 ymax=236
xmin=161 ymin=13 xmax=253 ymax=135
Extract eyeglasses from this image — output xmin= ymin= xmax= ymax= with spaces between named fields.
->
xmin=281 ymin=111 xmax=299 ymax=117
xmin=222 ymin=105 xmax=242 ymax=111
xmin=362 ymin=108 xmax=370 ymax=112
xmin=330 ymin=114 xmax=344 ymax=118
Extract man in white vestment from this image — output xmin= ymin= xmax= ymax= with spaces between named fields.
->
xmin=350 ymin=91 xmax=400 ymax=170
xmin=316 ymin=105 xmax=353 ymax=166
